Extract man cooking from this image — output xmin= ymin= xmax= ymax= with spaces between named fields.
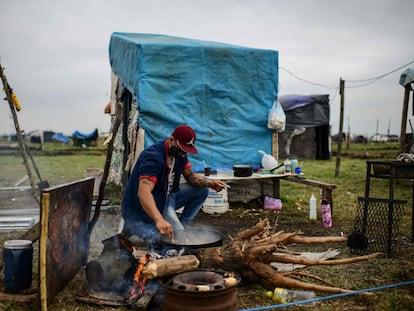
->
xmin=121 ymin=124 xmax=226 ymax=242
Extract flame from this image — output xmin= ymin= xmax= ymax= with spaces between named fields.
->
xmin=127 ymin=250 xmax=149 ymax=304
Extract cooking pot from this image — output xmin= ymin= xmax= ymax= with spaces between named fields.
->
xmin=160 ymin=229 xmax=223 ymax=249
xmin=233 ymin=165 xmax=253 ymax=177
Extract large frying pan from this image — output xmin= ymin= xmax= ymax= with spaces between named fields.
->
xmin=160 ymin=229 xmax=223 ymax=249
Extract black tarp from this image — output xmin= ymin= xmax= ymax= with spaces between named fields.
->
xmin=279 ymin=94 xmax=329 ymax=130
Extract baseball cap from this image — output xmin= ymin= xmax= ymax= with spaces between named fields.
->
xmin=172 ymin=125 xmax=198 ymax=154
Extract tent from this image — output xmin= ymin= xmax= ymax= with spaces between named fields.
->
xmin=108 ymin=33 xmax=279 ymax=172
xmin=278 ymin=94 xmax=331 ymax=160
xmin=70 ymin=128 xmax=99 ymax=147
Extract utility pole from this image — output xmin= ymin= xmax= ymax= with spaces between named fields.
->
xmin=335 ymin=78 xmax=345 ymax=177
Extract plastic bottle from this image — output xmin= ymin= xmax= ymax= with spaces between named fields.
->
xmin=321 ymin=199 xmax=332 ymax=227
xmin=290 ymin=157 xmax=298 ymax=174
xmin=284 ymin=158 xmax=291 ymax=173
xmin=309 ymin=194 xmax=317 ymax=220
xmin=266 ymin=287 xmax=316 ymax=303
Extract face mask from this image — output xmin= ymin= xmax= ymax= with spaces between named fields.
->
xmin=170 ymin=146 xmax=186 ymax=158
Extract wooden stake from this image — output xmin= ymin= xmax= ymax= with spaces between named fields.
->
xmin=0 ymin=62 xmax=39 ymax=203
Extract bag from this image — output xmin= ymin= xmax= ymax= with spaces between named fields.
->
xmin=263 ymin=196 xmax=282 ymax=211
xmin=267 ymin=100 xmax=286 ymax=132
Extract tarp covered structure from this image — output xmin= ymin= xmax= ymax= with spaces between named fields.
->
xmin=278 ymin=94 xmax=331 ymax=159
xmin=279 ymin=94 xmax=330 ymax=130
xmin=109 ymin=33 xmax=279 ymax=171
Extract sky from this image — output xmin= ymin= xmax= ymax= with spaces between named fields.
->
xmin=0 ymin=0 xmax=413 ymax=138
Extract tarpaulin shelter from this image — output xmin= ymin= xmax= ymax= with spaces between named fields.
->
xmin=108 ymin=33 xmax=278 ymax=177
xmin=278 ymin=94 xmax=331 ymax=160
xmin=399 ymin=68 xmax=414 ymax=152
xmin=71 ymin=128 xmax=99 ymax=147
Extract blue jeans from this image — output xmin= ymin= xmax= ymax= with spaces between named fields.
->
xmin=163 ymin=183 xmax=208 ymax=230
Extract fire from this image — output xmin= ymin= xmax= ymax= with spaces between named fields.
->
xmin=127 ymin=249 xmax=149 ymax=305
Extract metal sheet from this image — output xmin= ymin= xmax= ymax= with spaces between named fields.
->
xmin=39 ymin=177 xmax=94 ymax=306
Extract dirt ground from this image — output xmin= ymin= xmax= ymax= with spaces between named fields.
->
xmin=0 ymin=189 xmax=412 ymax=310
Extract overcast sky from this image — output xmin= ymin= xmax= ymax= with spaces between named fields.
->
xmin=1 ymin=0 xmax=413 ymax=137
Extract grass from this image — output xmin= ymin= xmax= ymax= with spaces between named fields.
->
xmin=0 ymin=139 xmax=414 ymax=310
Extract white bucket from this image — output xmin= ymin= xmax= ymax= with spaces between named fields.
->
xmin=202 ymin=186 xmax=229 ymax=214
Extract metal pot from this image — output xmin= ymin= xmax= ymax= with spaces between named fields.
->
xmin=160 ymin=229 xmax=223 ymax=249
xmin=233 ymin=165 xmax=253 ymax=177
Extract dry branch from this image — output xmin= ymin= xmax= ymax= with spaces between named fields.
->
xmin=195 ymin=218 xmax=381 ymax=294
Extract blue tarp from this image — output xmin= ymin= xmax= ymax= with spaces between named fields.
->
xmin=52 ymin=133 xmax=69 ymax=144
xmin=109 ymin=33 xmax=278 ymax=171
xmin=70 ymin=128 xmax=99 ymax=140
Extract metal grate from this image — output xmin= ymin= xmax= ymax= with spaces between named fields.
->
xmin=348 ymin=197 xmax=406 ymax=256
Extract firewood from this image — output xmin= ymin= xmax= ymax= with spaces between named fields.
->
xmin=142 ymin=255 xmax=200 ymax=279
xmin=193 ymin=218 xmax=381 ymax=294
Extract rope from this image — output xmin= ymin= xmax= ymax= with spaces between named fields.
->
xmin=397 ymin=153 xmax=414 ymax=162
xmin=239 ymin=280 xmax=414 ymax=311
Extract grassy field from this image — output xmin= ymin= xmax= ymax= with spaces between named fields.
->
xmin=0 ymin=139 xmax=413 ymax=310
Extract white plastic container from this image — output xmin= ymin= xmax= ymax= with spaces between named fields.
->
xmin=202 ymin=186 xmax=229 ymax=214
xmin=309 ymin=194 xmax=317 ymax=220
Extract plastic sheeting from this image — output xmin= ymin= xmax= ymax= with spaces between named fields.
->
xmin=279 ymin=94 xmax=330 ymax=130
xmin=109 ymin=33 xmax=278 ymax=171
xmin=70 ymin=128 xmax=99 ymax=140
xmin=399 ymin=68 xmax=414 ymax=87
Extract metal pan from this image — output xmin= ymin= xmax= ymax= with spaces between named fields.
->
xmin=160 ymin=229 xmax=223 ymax=249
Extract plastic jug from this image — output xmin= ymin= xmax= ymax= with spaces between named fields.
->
xmin=258 ymin=150 xmax=278 ymax=170
xmin=309 ymin=194 xmax=317 ymax=220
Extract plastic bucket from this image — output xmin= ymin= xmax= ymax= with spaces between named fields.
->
xmin=202 ymin=187 xmax=229 ymax=214
xmin=3 ymin=240 xmax=33 ymax=291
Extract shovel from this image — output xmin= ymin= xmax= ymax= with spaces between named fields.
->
xmin=347 ymin=198 xmax=369 ymax=250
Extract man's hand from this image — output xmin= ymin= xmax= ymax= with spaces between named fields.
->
xmin=156 ymin=218 xmax=174 ymax=240
xmin=208 ymin=179 xmax=226 ymax=192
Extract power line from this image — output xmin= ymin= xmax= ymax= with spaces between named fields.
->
xmin=279 ymin=66 xmax=337 ymax=90
xmin=280 ymin=60 xmax=414 ymax=90
xmin=345 ymin=60 xmax=414 ymax=83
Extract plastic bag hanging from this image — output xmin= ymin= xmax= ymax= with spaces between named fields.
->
xmin=267 ymin=99 xmax=286 ymax=132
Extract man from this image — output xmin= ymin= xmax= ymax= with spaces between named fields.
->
xmin=121 ymin=125 xmax=226 ymax=241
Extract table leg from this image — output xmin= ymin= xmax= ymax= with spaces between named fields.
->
xmin=273 ymin=178 xmax=280 ymax=198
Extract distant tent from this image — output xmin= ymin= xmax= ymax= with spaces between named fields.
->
xmin=278 ymin=94 xmax=331 ymax=160
xmin=52 ymin=133 xmax=69 ymax=144
xmin=70 ymin=128 xmax=99 ymax=147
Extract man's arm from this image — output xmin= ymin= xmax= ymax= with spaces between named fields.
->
xmin=182 ymin=167 xmax=226 ymax=192
xmin=138 ymin=178 xmax=173 ymax=238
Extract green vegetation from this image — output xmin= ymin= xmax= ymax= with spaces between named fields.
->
xmin=0 ymin=140 xmax=413 ymax=310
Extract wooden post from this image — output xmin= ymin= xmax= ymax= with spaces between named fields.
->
xmin=399 ymin=86 xmax=410 ymax=153
xmin=272 ymin=131 xmax=279 ymax=163
xmin=0 ymin=62 xmax=39 ymax=203
xmin=335 ymin=78 xmax=345 ymax=177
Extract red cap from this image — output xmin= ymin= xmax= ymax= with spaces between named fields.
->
xmin=172 ymin=125 xmax=198 ymax=154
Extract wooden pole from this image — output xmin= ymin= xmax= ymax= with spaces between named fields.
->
xmin=399 ymin=86 xmax=410 ymax=153
xmin=0 ymin=62 xmax=39 ymax=203
xmin=335 ymin=78 xmax=345 ymax=177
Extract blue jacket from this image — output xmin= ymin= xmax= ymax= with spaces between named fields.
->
xmin=121 ymin=139 xmax=190 ymax=231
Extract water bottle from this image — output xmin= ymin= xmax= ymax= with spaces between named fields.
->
xmin=309 ymin=194 xmax=317 ymax=220
xmin=266 ymin=287 xmax=316 ymax=303
xmin=290 ymin=157 xmax=298 ymax=174
xmin=321 ymin=199 xmax=332 ymax=227
xmin=284 ymin=159 xmax=291 ymax=173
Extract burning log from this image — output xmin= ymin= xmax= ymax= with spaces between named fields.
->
xmin=143 ymin=255 xmax=200 ymax=279
xmin=194 ymin=218 xmax=382 ymax=294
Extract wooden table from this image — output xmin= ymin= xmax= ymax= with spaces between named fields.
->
xmin=207 ymin=173 xmax=287 ymax=198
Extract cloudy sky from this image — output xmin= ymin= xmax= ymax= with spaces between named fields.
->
xmin=1 ymin=0 xmax=413 ymax=137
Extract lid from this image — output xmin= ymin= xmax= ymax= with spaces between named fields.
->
xmin=4 ymin=240 xmax=33 ymax=249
